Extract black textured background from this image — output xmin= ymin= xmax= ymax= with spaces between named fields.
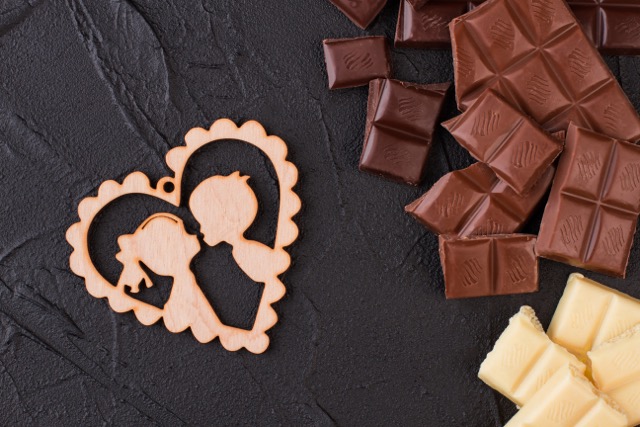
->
xmin=0 ymin=0 xmax=639 ymax=425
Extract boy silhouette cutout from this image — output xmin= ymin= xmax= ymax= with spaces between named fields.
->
xmin=189 ymin=172 xmax=290 ymax=282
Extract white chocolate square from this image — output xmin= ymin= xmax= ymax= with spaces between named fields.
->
xmin=589 ymin=324 xmax=640 ymax=426
xmin=505 ymin=366 xmax=627 ymax=427
xmin=548 ymin=273 xmax=640 ymax=360
xmin=478 ymin=306 xmax=585 ymax=407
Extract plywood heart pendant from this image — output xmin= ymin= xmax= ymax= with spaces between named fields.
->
xmin=66 ymin=119 xmax=300 ymax=354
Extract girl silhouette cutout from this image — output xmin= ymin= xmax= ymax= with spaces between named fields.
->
xmin=115 ymin=213 xmax=223 ymax=342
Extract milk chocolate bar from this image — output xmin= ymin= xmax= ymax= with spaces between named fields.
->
xmin=323 ymin=37 xmax=391 ymax=90
xmin=478 ymin=306 xmax=586 ymax=407
xmin=536 ymin=124 xmax=640 ymax=278
xmin=397 ymin=0 xmax=640 ymax=55
xmin=442 ymin=90 xmax=563 ymax=194
xmin=329 ymin=0 xmax=387 ymax=29
xmin=548 ymin=273 xmax=640 ymax=362
xmin=589 ymin=324 xmax=640 ymax=426
xmin=505 ymin=365 xmax=628 ymax=427
xmin=450 ymin=0 xmax=640 ymax=143
xmin=360 ymin=78 xmax=450 ymax=185
xmin=439 ymin=234 xmax=538 ymax=299
xmin=405 ymin=162 xmax=553 ymax=237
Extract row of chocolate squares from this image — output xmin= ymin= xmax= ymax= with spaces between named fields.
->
xmin=478 ymin=273 xmax=640 ymax=426
xmin=329 ymin=0 xmax=640 ymax=55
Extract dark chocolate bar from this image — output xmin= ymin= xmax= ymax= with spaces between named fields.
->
xmin=442 ymin=90 xmax=563 ymax=194
xmin=323 ymin=36 xmax=391 ymax=90
xmin=360 ymin=78 xmax=450 ymax=185
xmin=536 ymin=124 xmax=640 ymax=278
xmin=450 ymin=0 xmax=640 ymax=143
xmin=439 ymin=234 xmax=538 ymax=299
xmin=396 ymin=0 xmax=640 ymax=54
xmin=329 ymin=0 xmax=388 ymax=29
xmin=405 ymin=162 xmax=554 ymax=237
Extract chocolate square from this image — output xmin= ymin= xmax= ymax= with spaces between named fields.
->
xmin=537 ymin=124 xmax=640 ymax=277
xmin=443 ymin=90 xmax=563 ymax=194
xmin=323 ymin=36 xmax=391 ymax=90
xmin=360 ymin=78 xmax=450 ymax=185
xmin=406 ymin=162 xmax=554 ymax=236
xmin=440 ymin=234 xmax=538 ymax=299
xmin=329 ymin=0 xmax=387 ymax=29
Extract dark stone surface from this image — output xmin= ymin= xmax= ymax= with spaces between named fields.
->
xmin=0 ymin=0 xmax=638 ymax=425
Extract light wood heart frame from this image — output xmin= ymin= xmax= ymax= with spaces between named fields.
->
xmin=66 ymin=119 xmax=300 ymax=354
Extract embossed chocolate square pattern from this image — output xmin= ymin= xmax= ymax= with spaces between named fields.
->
xmin=329 ymin=0 xmax=388 ymax=29
xmin=439 ymin=234 xmax=538 ymax=299
xmin=537 ymin=123 xmax=640 ymax=278
xmin=396 ymin=0 xmax=640 ymax=54
xmin=395 ymin=0 xmax=480 ymax=49
xmin=323 ymin=36 xmax=391 ymax=90
xmin=449 ymin=0 xmax=640 ymax=143
xmin=442 ymin=90 xmax=563 ymax=194
xmin=360 ymin=78 xmax=450 ymax=185
xmin=405 ymin=162 xmax=554 ymax=237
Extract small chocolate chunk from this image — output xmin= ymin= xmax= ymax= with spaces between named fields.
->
xmin=323 ymin=37 xmax=391 ymax=90
xmin=329 ymin=0 xmax=387 ymax=29
xmin=443 ymin=90 xmax=563 ymax=194
xmin=439 ymin=234 xmax=538 ymax=299
xmin=536 ymin=124 xmax=640 ymax=278
xmin=360 ymin=78 xmax=450 ymax=185
xmin=405 ymin=162 xmax=553 ymax=237
xmin=395 ymin=0 xmax=469 ymax=49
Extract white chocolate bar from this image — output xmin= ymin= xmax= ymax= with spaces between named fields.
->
xmin=505 ymin=365 xmax=627 ymax=427
xmin=589 ymin=324 xmax=640 ymax=426
xmin=478 ymin=306 xmax=585 ymax=407
xmin=548 ymin=273 xmax=640 ymax=361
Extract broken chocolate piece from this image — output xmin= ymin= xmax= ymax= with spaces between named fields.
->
xmin=479 ymin=306 xmax=585 ymax=406
xmin=589 ymin=324 xmax=640 ymax=426
xmin=536 ymin=124 xmax=640 ymax=278
xmin=360 ymin=78 xmax=450 ymax=185
xmin=395 ymin=0 xmax=473 ymax=49
xmin=449 ymin=0 xmax=640 ymax=142
xmin=406 ymin=162 xmax=554 ymax=237
xmin=323 ymin=36 xmax=391 ymax=90
xmin=443 ymin=90 xmax=563 ymax=194
xmin=505 ymin=365 xmax=627 ymax=427
xmin=439 ymin=234 xmax=538 ymax=299
xmin=329 ymin=0 xmax=388 ymax=29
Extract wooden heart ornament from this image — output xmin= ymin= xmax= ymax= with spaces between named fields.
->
xmin=66 ymin=119 xmax=300 ymax=354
